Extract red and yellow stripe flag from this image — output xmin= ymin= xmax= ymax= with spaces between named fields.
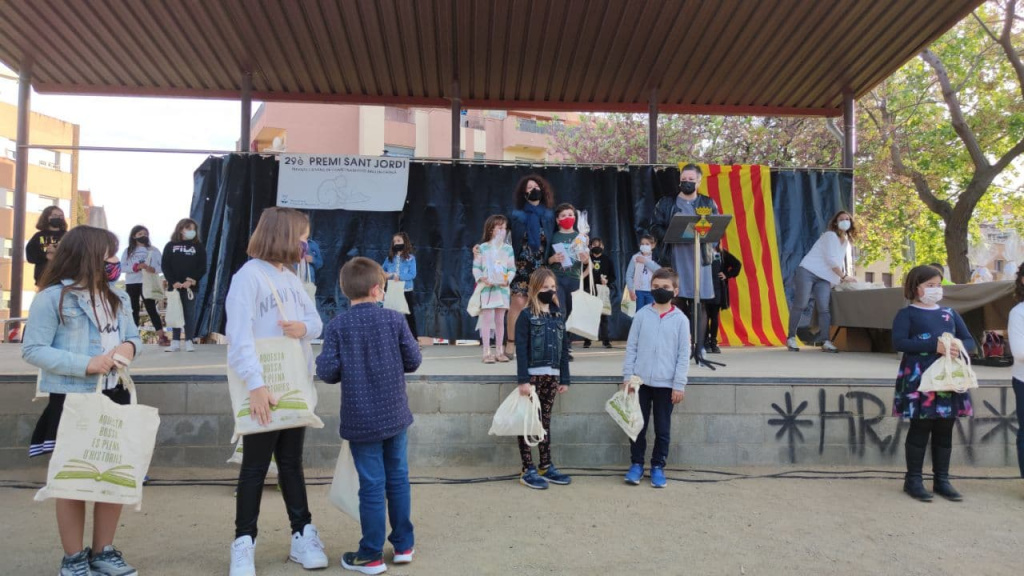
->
xmin=689 ymin=163 xmax=789 ymax=346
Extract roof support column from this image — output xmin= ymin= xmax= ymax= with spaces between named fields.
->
xmin=451 ymin=80 xmax=461 ymax=160
xmin=240 ymin=71 xmax=252 ymax=152
xmin=648 ymin=88 xmax=658 ymax=164
xmin=842 ymin=91 xmax=855 ymax=170
xmin=10 ymin=60 xmax=32 ymax=320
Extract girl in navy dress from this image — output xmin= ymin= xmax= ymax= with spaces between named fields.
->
xmin=892 ymin=265 xmax=974 ymax=502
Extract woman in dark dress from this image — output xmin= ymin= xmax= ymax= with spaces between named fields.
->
xmin=506 ymin=174 xmax=555 ymax=359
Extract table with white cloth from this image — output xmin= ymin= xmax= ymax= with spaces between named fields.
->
xmin=828 ymin=281 xmax=1016 ymax=352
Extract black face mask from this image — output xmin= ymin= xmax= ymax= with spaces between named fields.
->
xmin=652 ymin=288 xmax=674 ymax=304
xmin=393 ymin=244 xmax=405 ymax=252
xmin=49 ymin=217 xmax=64 ymax=228
xmin=136 ymin=236 xmax=150 ymax=246
xmin=679 ymin=180 xmax=697 ymax=195
xmin=591 ymin=248 xmax=603 ymax=257
xmin=537 ymin=290 xmax=556 ymax=305
xmin=527 ymin=189 xmax=542 ymax=202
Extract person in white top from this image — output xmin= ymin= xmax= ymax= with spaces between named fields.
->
xmin=1008 ymin=262 xmax=1024 ymax=479
xmin=786 ymin=210 xmax=857 ymax=353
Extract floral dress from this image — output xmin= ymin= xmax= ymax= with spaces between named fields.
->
xmin=891 ymin=305 xmax=975 ymax=419
xmin=473 ymin=242 xmax=515 ymax=309
xmin=510 ymin=231 xmax=547 ymax=297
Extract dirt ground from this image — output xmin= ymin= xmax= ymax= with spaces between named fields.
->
xmin=2 ymin=466 xmax=1022 ymax=576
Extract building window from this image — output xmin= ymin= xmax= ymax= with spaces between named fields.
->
xmin=384 ymin=107 xmax=415 ymax=124
xmin=382 ymin=145 xmax=414 ymax=158
xmin=995 ymin=259 xmax=1005 ymax=272
xmin=28 ymin=194 xmax=59 ymax=213
xmin=864 ymin=272 xmax=875 ymax=283
xmin=516 ymin=118 xmax=551 ymax=134
xmin=882 ymin=273 xmax=893 ymax=287
xmin=473 ymin=152 xmax=486 ymax=160
xmin=460 ymin=115 xmax=485 ymax=130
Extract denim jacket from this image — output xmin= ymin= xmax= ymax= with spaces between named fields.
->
xmin=514 ymin=304 xmax=571 ymax=385
xmin=22 ymin=280 xmax=142 ymax=394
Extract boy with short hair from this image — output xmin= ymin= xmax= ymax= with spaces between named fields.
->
xmin=315 ymin=257 xmax=423 ymax=574
xmin=625 ymin=235 xmax=662 ymax=310
xmin=620 ymin=267 xmax=689 ymax=488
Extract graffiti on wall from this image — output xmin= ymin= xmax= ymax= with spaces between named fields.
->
xmin=768 ymin=388 xmax=1019 ymax=464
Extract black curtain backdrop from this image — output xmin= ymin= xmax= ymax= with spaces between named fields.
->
xmin=190 ymin=156 xmax=852 ymax=341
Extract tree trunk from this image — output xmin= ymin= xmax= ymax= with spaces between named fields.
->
xmin=943 ymin=207 xmax=973 ymax=284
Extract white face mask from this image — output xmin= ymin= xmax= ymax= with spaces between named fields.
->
xmin=639 ymin=245 xmax=652 ymax=255
xmin=920 ymin=286 xmax=943 ymax=305
xmin=493 ymin=229 xmax=507 ymax=243
xmin=837 ymin=220 xmax=852 ymax=232
xmin=183 ymin=229 xmax=197 ymax=241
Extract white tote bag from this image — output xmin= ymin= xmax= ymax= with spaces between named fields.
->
xmin=918 ymin=333 xmax=979 ymax=394
xmin=35 ymin=369 xmax=160 ymax=511
xmin=596 ymin=284 xmax=612 ymax=316
xmin=466 ymin=283 xmax=484 ymax=318
xmin=298 ymin=261 xmax=317 ymax=302
xmin=382 ymin=280 xmax=410 ymax=314
xmin=142 ymin=271 xmax=165 ymax=301
xmin=488 ymin=386 xmax=546 ymax=446
xmin=620 ymin=285 xmax=636 ymax=318
xmin=164 ymin=289 xmax=186 ymax=328
xmin=606 ymin=376 xmax=645 ymax=441
xmin=566 ymin=267 xmax=602 ymax=340
xmin=227 ymin=274 xmax=324 ymax=442
xmin=328 ymin=440 xmax=361 ymax=522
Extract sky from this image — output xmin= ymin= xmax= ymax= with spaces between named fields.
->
xmin=0 ymin=64 xmax=252 ymax=253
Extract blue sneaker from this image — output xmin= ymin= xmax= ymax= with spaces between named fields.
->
xmin=624 ymin=463 xmax=644 ymax=485
xmin=540 ymin=465 xmax=572 ymax=485
xmin=651 ymin=466 xmax=667 ymax=488
xmin=520 ymin=466 xmax=549 ymax=490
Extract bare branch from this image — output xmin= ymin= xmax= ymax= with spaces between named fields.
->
xmin=992 ymin=136 xmax=1024 ymax=173
xmin=972 ymin=11 xmax=1001 ymax=43
xmin=920 ymin=49 xmax=989 ymax=169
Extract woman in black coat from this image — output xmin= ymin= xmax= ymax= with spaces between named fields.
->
xmin=705 ymin=247 xmax=742 ymax=353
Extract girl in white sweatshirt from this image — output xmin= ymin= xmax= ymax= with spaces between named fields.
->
xmin=225 ymin=207 xmax=327 ymax=576
xmin=1008 ymin=263 xmax=1024 ymax=480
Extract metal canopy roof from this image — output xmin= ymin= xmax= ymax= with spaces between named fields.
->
xmin=0 ymin=0 xmax=984 ymax=117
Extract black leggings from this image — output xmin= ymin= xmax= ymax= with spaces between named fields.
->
xmin=235 ymin=427 xmax=312 ymax=540
xmin=125 ymin=283 xmax=164 ymax=331
xmin=906 ymin=418 xmax=955 ymax=451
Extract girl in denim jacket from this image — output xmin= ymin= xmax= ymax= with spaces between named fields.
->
xmin=513 ymin=268 xmax=572 ymax=490
xmin=22 ymin=226 xmax=142 ymax=576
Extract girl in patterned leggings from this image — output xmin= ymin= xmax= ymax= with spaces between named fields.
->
xmin=513 ymin=268 xmax=573 ymax=489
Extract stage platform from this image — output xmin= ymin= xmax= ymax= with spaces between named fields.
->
xmin=0 ymin=344 xmax=1018 ymax=471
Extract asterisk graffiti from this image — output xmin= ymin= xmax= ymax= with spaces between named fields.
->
xmin=979 ymin=388 xmax=1019 ymax=444
xmin=769 ymin=392 xmax=813 ymax=463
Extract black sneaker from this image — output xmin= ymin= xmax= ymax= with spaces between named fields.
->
xmin=583 ymin=340 xmax=592 ymax=349
xmin=341 ymin=552 xmax=387 ymax=574
xmin=707 ymin=343 xmax=721 ymax=354
xmin=602 ymin=341 xmax=613 ymax=349
xmin=540 ymin=464 xmax=572 ymax=485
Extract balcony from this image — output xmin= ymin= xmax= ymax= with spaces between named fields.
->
xmin=502 ymin=115 xmax=558 ymax=151
xmin=460 ymin=115 xmax=485 ymax=130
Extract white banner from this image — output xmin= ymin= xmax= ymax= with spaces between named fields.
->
xmin=276 ymin=154 xmax=410 ymax=211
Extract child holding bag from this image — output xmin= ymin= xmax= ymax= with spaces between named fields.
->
xmin=316 ymin=257 xmax=422 ymax=573
xmin=625 ymin=235 xmax=662 ymax=310
xmin=225 ymin=207 xmax=327 ymax=576
xmin=514 ymin=268 xmax=572 ymax=489
xmin=473 ymin=215 xmax=516 ymax=363
xmin=22 ymin=225 xmax=142 ymax=576
xmin=892 ymin=265 xmax=974 ymax=502
xmin=381 ymin=232 xmax=418 ymax=339
xmin=120 ymin=224 xmax=169 ymax=344
xmin=162 ymin=218 xmax=207 ymax=352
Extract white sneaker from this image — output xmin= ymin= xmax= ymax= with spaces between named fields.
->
xmin=290 ymin=524 xmax=329 ymax=569
xmin=185 ymin=340 xmax=196 ymax=352
xmin=822 ymin=340 xmax=839 ymax=353
xmin=165 ymin=341 xmax=181 ymax=353
xmin=230 ymin=536 xmax=256 ymax=576
xmin=786 ymin=337 xmax=800 ymax=352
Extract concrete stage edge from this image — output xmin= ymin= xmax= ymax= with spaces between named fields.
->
xmin=0 ymin=345 xmax=1018 ymax=470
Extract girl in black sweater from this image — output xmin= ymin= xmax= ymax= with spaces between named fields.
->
xmin=161 ymin=218 xmax=207 ymax=351
xmin=25 ymin=206 xmax=67 ymax=287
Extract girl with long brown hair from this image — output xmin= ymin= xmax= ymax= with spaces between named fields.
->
xmin=161 ymin=218 xmax=207 ymax=352
xmin=382 ymin=231 xmax=418 ymax=338
xmin=473 ymin=215 xmax=516 ymax=363
xmin=225 ymin=207 xmax=328 ymax=575
xmin=512 ymin=268 xmax=572 ymax=490
xmin=22 ymin=225 xmax=143 ymax=575
xmin=26 ymin=204 xmax=69 ymax=286
xmin=121 ymin=224 xmax=170 ymax=345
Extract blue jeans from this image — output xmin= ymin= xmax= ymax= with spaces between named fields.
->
xmin=349 ymin=430 xmax=414 ymax=559
xmin=788 ymin=266 xmax=832 ymax=340
xmin=1014 ymin=378 xmax=1024 ymax=478
xmin=630 ymin=385 xmax=675 ymax=468
xmin=635 ymin=290 xmax=654 ymax=310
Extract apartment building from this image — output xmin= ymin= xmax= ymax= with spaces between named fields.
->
xmin=249 ymin=103 xmax=573 ymax=161
xmin=0 ymin=101 xmax=79 ymax=318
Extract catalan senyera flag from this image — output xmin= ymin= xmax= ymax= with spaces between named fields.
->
xmin=688 ymin=163 xmax=789 ymax=346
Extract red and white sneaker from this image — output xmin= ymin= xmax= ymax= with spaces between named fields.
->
xmin=393 ymin=549 xmax=414 ymax=564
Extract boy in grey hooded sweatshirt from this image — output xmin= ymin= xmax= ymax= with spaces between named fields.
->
xmin=621 ymin=267 xmax=690 ymax=488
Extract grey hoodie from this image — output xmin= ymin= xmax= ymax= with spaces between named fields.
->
xmin=622 ymin=303 xmax=690 ymax=391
